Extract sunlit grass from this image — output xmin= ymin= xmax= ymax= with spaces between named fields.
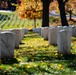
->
xmin=1 ymin=19 xmax=42 ymax=30
xmin=0 ymin=12 xmax=42 ymax=30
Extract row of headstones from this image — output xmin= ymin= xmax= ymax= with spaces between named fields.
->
xmin=0 ymin=14 xmax=15 ymax=27
xmin=33 ymin=25 xmax=76 ymax=54
xmin=1 ymin=14 xmax=15 ymax=27
xmin=0 ymin=14 xmax=23 ymax=28
xmin=0 ymin=14 xmax=42 ymax=28
xmin=0 ymin=15 xmax=8 ymax=28
xmin=0 ymin=28 xmax=28 ymax=59
xmin=1 ymin=15 xmax=26 ymax=28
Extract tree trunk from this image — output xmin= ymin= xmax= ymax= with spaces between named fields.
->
xmin=69 ymin=9 xmax=72 ymax=20
xmin=34 ymin=18 xmax=36 ymax=28
xmin=58 ymin=0 xmax=69 ymax=26
xmin=8 ymin=0 xmax=17 ymax=11
xmin=8 ymin=1 xmax=12 ymax=10
xmin=41 ymin=0 xmax=51 ymax=27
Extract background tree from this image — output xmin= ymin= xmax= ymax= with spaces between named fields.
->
xmin=65 ymin=0 xmax=76 ymax=20
xmin=57 ymin=0 xmax=69 ymax=26
xmin=0 ymin=0 xmax=8 ymax=10
xmin=49 ymin=0 xmax=76 ymax=25
xmin=17 ymin=0 xmax=21 ymax=5
xmin=41 ymin=0 xmax=53 ymax=27
xmin=49 ymin=0 xmax=59 ymax=13
xmin=17 ymin=0 xmax=42 ymax=28
xmin=0 ymin=0 xmax=17 ymax=10
xmin=8 ymin=0 xmax=17 ymax=11
xmin=17 ymin=0 xmax=54 ymax=27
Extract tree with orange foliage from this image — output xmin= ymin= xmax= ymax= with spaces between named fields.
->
xmin=17 ymin=0 xmax=54 ymax=27
xmin=66 ymin=0 xmax=76 ymax=14
xmin=17 ymin=0 xmax=42 ymax=28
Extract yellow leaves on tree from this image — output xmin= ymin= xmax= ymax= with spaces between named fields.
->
xmin=65 ymin=0 xmax=76 ymax=12
xmin=16 ymin=0 xmax=43 ymax=19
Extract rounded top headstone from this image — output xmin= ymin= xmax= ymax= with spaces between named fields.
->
xmin=63 ymin=26 xmax=68 ymax=31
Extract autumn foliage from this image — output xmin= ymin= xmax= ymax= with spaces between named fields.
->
xmin=17 ymin=0 xmax=43 ymax=19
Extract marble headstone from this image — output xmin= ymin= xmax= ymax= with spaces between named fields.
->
xmin=10 ymin=29 xmax=21 ymax=48
xmin=48 ymin=27 xmax=58 ymax=45
xmin=0 ymin=31 xmax=15 ymax=59
xmin=41 ymin=27 xmax=49 ymax=40
xmin=57 ymin=30 xmax=71 ymax=54
xmin=72 ymin=25 xmax=76 ymax=37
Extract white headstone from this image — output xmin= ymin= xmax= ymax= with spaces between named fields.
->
xmin=19 ymin=28 xmax=25 ymax=41
xmin=33 ymin=27 xmax=41 ymax=35
xmin=10 ymin=29 xmax=22 ymax=48
xmin=33 ymin=28 xmax=39 ymax=33
xmin=48 ymin=27 xmax=58 ymax=45
xmin=68 ymin=26 xmax=72 ymax=37
xmin=57 ymin=30 xmax=71 ymax=54
xmin=41 ymin=27 xmax=45 ymax=37
xmin=63 ymin=26 xmax=72 ymax=37
xmin=19 ymin=28 xmax=24 ymax=37
xmin=38 ymin=28 xmax=41 ymax=36
xmin=42 ymin=27 xmax=49 ymax=40
xmin=63 ymin=26 xmax=68 ymax=31
xmin=72 ymin=25 xmax=76 ymax=37
xmin=57 ymin=26 xmax=63 ymax=31
xmin=24 ymin=28 xmax=28 ymax=34
xmin=0 ymin=31 xmax=15 ymax=59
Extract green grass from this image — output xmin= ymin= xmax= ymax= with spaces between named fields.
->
xmin=1 ymin=19 xmax=42 ymax=30
xmin=0 ymin=12 xmax=42 ymax=30
xmin=0 ymin=31 xmax=76 ymax=75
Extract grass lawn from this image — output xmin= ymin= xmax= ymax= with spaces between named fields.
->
xmin=0 ymin=31 xmax=76 ymax=75
xmin=0 ymin=12 xmax=42 ymax=30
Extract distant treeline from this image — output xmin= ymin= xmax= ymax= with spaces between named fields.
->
xmin=0 ymin=0 xmax=21 ymax=11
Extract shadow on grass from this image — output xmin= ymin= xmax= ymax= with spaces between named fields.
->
xmin=27 ymin=53 xmax=76 ymax=70
xmin=1 ymin=58 xmax=19 ymax=64
xmin=27 ymin=55 xmax=53 ymax=62
xmin=23 ymin=35 xmax=40 ymax=40
xmin=62 ymin=54 xmax=76 ymax=70
xmin=71 ymin=37 xmax=76 ymax=42
xmin=56 ymin=54 xmax=76 ymax=70
xmin=19 ymin=42 xmax=25 ymax=45
xmin=57 ymin=54 xmax=76 ymax=60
